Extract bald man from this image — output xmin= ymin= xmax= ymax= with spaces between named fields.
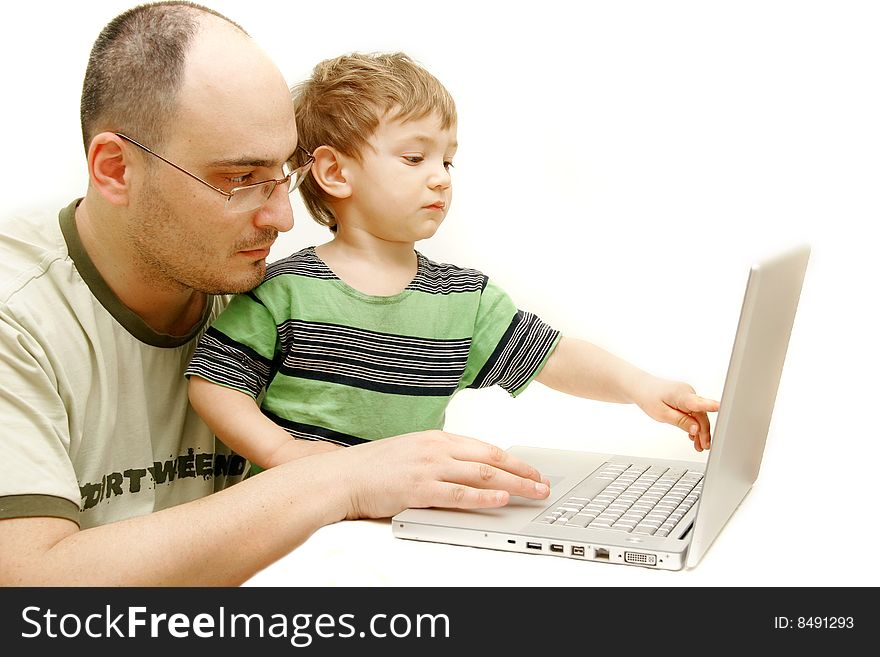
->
xmin=0 ymin=1 xmax=550 ymax=586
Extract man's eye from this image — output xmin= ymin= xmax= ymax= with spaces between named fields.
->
xmin=228 ymin=173 xmax=254 ymax=186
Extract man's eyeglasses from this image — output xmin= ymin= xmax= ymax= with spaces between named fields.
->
xmin=115 ymin=133 xmax=314 ymax=214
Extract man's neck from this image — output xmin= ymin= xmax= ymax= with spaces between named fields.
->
xmin=74 ymin=198 xmax=208 ymax=336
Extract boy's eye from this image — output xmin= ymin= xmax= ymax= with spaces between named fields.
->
xmin=403 ymin=155 xmax=424 ymax=164
xmin=444 ymin=161 xmax=454 ymax=171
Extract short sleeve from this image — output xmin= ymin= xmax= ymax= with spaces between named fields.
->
xmin=0 ymin=305 xmax=81 ymax=524
xmin=184 ymin=291 xmax=278 ymax=400
xmin=463 ymin=280 xmax=561 ymax=397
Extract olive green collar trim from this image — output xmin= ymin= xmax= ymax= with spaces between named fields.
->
xmin=59 ymin=199 xmax=213 ymax=348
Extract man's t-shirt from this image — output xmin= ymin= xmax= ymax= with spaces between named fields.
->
xmin=0 ymin=200 xmax=244 ymax=529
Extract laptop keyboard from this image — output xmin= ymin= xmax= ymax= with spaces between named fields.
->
xmin=537 ymin=463 xmax=703 ymax=537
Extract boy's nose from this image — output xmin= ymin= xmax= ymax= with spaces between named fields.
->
xmin=429 ymin=165 xmax=451 ymax=190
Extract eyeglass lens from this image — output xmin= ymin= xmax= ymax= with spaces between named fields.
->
xmin=226 ymin=162 xmax=311 ymax=212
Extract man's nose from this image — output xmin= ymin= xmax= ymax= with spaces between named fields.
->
xmin=253 ymin=182 xmax=294 ymax=233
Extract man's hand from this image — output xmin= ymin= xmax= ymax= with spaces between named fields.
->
xmin=321 ymin=430 xmax=551 ymax=520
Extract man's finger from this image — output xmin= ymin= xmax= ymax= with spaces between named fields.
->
xmin=441 ymin=460 xmax=551 ymax=500
xmin=430 ymin=483 xmax=510 ymax=509
xmin=442 ymin=433 xmax=546 ymax=483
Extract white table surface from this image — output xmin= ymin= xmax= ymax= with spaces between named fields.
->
xmin=243 ymin=454 xmax=869 ymax=588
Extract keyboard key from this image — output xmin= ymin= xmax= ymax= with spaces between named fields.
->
xmin=567 ymin=514 xmax=594 ymax=528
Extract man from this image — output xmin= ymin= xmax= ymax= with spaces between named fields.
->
xmin=0 ymin=1 xmax=550 ymax=586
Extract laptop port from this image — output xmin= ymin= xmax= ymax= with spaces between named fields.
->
xmin=624 ymin=551 xmax=657 ymax=566
xmin=549 ymin=544 xmax=564 ymax=553
xmin=571 ymin=545 xmax=585 ymax=557
xmin=594 ymin=547 xmax=610 ymax=560
xmin=526 ymin=542 xmax=542 ymax=550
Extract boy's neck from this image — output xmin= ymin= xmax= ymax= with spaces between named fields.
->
xmin=316 ymin=233 xmax=418 ymax=297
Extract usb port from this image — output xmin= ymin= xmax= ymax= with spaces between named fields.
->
xmin=526 ymin=542 xmax=542 ymax=550
xmin=571 ymin=545 xmax=585 ymax=557
xmin=549 ymin=543 xmax=564 ymax=553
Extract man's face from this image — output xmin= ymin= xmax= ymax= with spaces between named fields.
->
xmin=342 ymin=112 xmax=457 ymax=244
xmin=126 ymin=19 xmax=298 ymax=295
xmin=129 ymin=165 xmax=291 ymax=296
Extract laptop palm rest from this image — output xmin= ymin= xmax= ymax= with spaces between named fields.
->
xmin=394 ymin=447 xmax=611 ymax=532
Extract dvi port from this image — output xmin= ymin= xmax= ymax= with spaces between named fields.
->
xmin=624 ymin=551 xmax=657 ymax=566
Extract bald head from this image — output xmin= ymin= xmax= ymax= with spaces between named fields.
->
xmin=172 ymin=16 xmax=295 ymax=157
xmin=80 ymin=1 xmax=251 ymax=152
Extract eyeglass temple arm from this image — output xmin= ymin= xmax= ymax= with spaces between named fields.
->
xmin=115 ymin=132 xmax=232 ymax=198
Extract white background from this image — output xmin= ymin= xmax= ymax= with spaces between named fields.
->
xmin=1 ymin=1 xmax=877 ymax=586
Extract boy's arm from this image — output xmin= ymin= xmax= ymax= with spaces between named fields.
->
xmin=535 ymin=336 xmax=720 ymax=451
xmin=188 ymin=376 xmax=340 ymax=468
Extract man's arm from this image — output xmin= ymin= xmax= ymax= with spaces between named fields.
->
xmin=536 ymin=336 xmax=720 ymax=450
xmin=0 ymin=430 xmax=550 ymax=586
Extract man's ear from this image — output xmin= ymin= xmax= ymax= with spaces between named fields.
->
xmin=310 ymin=145 xmax=352 ymax=200
xmin=87 ymin=133 xmax=133 ymax=206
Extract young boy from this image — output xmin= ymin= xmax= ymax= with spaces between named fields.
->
xmin=185 ymin=52 xmax=719 ymax=470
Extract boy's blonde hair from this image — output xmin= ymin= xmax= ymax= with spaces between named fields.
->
xmin=292 ymin=52 xmax=457 ymax=232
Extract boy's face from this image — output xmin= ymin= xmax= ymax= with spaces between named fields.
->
xmin=343 ymin=112 xmax=457 ymax=243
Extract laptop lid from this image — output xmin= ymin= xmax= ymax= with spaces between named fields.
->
xmin=685 ymin=244 xmax=810 ymax=567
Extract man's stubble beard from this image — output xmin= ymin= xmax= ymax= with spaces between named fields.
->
xmin=129 ymin=184 xmax=268 ymax=296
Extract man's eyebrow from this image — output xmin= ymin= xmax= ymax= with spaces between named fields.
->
xmin=206 ymin=150 xmax=298 ymax=168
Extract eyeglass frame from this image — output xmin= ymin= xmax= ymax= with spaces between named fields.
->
xmin=114 ymin=132 xmax=314 ymax=213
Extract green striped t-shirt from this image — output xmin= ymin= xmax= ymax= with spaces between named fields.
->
xmin=185 ymin=247 xmax=560 ymax=446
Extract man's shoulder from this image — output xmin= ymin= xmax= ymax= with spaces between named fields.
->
xmin=0 ymin=204 xmax=69 ymax=305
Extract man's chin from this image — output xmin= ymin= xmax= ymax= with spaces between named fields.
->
xmin=201 ymin=262 xmax=267 ymax=295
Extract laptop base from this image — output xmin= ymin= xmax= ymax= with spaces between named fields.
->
xmin=392 ymin=521 xmax=688 ymax=571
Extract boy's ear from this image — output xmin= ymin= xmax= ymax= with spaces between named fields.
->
xmin=87 ymin=132 xmax=133 ymax=206
xmin=310 ymin=145 xmax=352 ymax=200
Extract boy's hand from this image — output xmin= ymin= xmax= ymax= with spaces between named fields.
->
xmin=631 ymin=376 xmax=720 ymax=451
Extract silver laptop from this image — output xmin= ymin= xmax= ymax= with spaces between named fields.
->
xmin=392 ymin=245 xmax=810 ymax=570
